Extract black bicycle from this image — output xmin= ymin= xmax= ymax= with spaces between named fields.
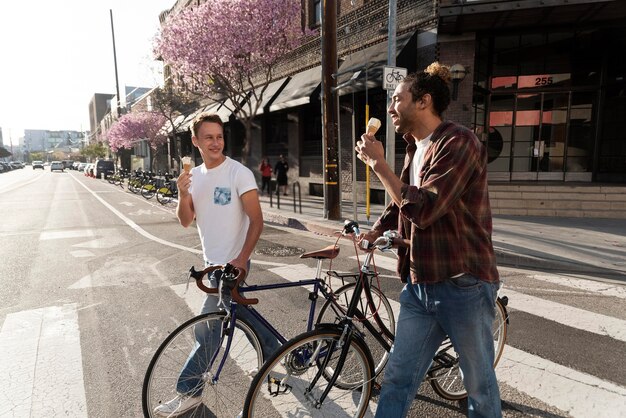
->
xmin=242 ymin=223 xmax=509 ymax=417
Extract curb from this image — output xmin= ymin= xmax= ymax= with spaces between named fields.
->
xmin=262 ymin=207 xmax=623 ymax=278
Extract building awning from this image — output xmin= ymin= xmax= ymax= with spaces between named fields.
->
xmin=178 ymin=102 xmax=219 ymax=131
xmin=245 ymin=78 xmax=289 ymax=115
xmin=333 ymin=31 xmax=415 ymax=96
xmin=438 ymin=0 xmax=626 ymax=33
xmin=269 ymin=66 xmax=322 ymax=112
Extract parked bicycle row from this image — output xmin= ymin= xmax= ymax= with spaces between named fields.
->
xmin=94 ymin=168 xmax=180 ymax=206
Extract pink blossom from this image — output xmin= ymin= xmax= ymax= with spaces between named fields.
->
xmin=107 ymin=112 xmax=168 ymax=152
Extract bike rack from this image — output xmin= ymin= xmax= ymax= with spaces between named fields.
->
xmin=292 ymin=182 xmax=302 ymax=214
xmin=270 ymin=181 xmax=281 ymax=209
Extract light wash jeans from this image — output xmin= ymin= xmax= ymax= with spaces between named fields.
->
xmin=374 ymin=274 xmax=502 ymax=418
xmin=176 ymin=267 xmax=282 ymax=396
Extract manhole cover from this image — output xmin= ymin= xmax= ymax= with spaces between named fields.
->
xmin=255 ymin=244 xmax=305 ymax=257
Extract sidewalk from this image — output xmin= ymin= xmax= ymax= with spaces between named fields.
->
xmin=259 ymin=193 xmax=626 ymax=281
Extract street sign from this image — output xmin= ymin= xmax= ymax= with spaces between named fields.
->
xmin=383 ymin=66 xmax=408 ymax=91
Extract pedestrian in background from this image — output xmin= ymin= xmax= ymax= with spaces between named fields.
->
xmin=258 ymin=157 xmax=272 ymax=195
xmin=274 ymin=154 xmax=289 ymax=196
xmin=356 ymin=62 xmax=502 ymax=418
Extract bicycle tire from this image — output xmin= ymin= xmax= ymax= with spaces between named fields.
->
xmin=128 ymin=180 xmax=140 ymax=194
xmin=242 ymin=328 xmax=374 ymax=418
xmin=317 ymin=282 xmax=395 ymax=382
xmin=428 ymin=298 xmax=508 ymax=400
xmin=141 ymin=184 xmax=156 ymax=199
xmin=156 ymin=187 xmax=172 ymax=205
xmin=142 ymin=312 xmax=263 ymax=418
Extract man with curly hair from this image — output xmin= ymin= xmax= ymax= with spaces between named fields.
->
xmin=356 ymin=63 xmax=502 ymax=418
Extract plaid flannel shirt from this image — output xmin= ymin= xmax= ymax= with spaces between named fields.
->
xmin=372 ymin=120 xmax=499 ymax=284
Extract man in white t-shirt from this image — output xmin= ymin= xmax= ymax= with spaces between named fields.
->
xmin=155 ymin=113 xmax=280 ymax=417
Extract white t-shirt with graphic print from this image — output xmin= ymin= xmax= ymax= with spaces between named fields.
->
xmin=189 ymin=157 xmax=258 ymax=265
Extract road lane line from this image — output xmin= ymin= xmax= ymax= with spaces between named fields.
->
xmin=498 ymin=345 xmax=626 ymax=418
xmin=0 ymin=304 xmax=87 ymax=417
xmin=72 ymin=176 xmax=203 ymax=255
xmin=71 ymin=176 xmax=286 ymax=269
xmin=505 ymin=289 xmax=626 ymax=342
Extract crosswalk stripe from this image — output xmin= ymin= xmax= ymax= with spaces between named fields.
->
xmin=350 ymin=255 xmax=397 ymax=272
xmin=505 ymin=289 xmax=626 ymax=342
xmin=498 ymin=345 xmax=626 ymax=417
xmin=526 ymin=273 xmax=626 ymax=300
xmin=0 ymin=304 xmax=87 ymax=417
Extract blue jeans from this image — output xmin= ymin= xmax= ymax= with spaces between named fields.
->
xmin=176 ymin=268 xmax=282 ymax=396
xmin=375 ymin=275 xmax=502 ymax=418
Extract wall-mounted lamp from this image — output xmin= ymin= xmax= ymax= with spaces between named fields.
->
xmin=450 ymin=64 xmax=468 ymax=100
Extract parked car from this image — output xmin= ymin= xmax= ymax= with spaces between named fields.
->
xmin=94 ymin=159 xmax=115 ymax=179
xmin=50 ymin=161 xmax=64 ymax=172
xmin=77 ymin=162 xmax=88 ymax=172
xmin=0 ymin=162 xmax=10 ymax=173
xmin=62 ymin=160 xmax=74 ymax=169
xmin=10 ymin=161 xmax=24 ymax=169
xmin=72 ymin=162 xmax=80 ymax=170
xmin=32 ymin=160 xmax=44 ymax=169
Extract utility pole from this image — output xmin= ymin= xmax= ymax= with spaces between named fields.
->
xmin=385 ymin=0 xmax=397 ymax=205
xmin=321 ymin=0 xmax=340 ymax=220
xmin=110 ymin=9 xmax=123 ymax=117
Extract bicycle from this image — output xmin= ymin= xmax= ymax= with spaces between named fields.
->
xmin=242 ymin=223 xmax=509 ymax=417
xmin=142 ymin=221 xmax=396 ymax=418
xmin=141 ymin=171 xmax=159 ymax=199
xmin=156 ymin=173 xmax=178 ymax=205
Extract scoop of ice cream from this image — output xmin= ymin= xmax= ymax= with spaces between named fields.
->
xmin=366 ymin=118 xmax=381 ymax=135
xmin=181 ymin=156 xmax=192 ymax=172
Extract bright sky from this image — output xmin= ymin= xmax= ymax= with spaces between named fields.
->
xmin=0 ymin=0 xmax=175 ymax=145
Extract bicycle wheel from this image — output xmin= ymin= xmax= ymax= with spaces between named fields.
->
xmin=141 ymin=184 xmax=156 ymax=199
xmin=129 ymin=180 xmax=140 ymax=194
xmin=142 ymin=312 xmax=263 ymax=418
xmin=156 ymin=187 xmax=172 ymax=205
xmin=317 ymin=282 xmax=395 ymax=381
xmin=428 ymin=298 xmax=508 ymax=400
xmin=243 ymin=328 xmax=374 ymax=418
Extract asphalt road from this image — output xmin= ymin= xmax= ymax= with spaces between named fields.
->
xmin=0 ymin=168 xmax=624 ymax=417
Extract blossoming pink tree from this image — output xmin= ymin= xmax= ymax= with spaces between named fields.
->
xmin=107 ymin=111 xmax=168 ymax=171
xmin=154 ymin=0 xmax=309 ymax=162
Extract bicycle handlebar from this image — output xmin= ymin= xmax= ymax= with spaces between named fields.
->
xmin=188 ymin=264 xmax=259 ymax=305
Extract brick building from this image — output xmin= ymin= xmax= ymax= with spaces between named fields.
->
xmin=161 ymin=0 xmax=626 ymax=217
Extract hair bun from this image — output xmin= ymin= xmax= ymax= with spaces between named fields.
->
xmin=424 ymin=62 xmax=451 ymax=83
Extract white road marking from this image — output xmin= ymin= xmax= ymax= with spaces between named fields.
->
xmin=40 ymin=229 xmax=94 ymax=240
xmin=529 ymin=273 xmax=626 ymax=300
xmin=69 ymin=256 xmax=169 ymax=289
xmin=498 ymin=345 xmax=626 ymax=418
xmin=119 ymin=201 xmax=134 ymax=206
xmin=505 ymin=289 xmax=626 ymax=342
xmin=70 ymin=249 xmax=95 ymax=258
xmin=71 ymin=176 xmax=203 ymax=255
xmin=350 ymin=254 xmax=397 ymax=272
xmin=0 ymin=304 xmax=87 ymax=417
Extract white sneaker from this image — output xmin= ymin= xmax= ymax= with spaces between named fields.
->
xmin=236 ymin=411 xmax=243 ymax=418
xmin=154 ymin=394 xmax=202 ymax=416
xmin=246 ymin=367 xmax=259 ymax=377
